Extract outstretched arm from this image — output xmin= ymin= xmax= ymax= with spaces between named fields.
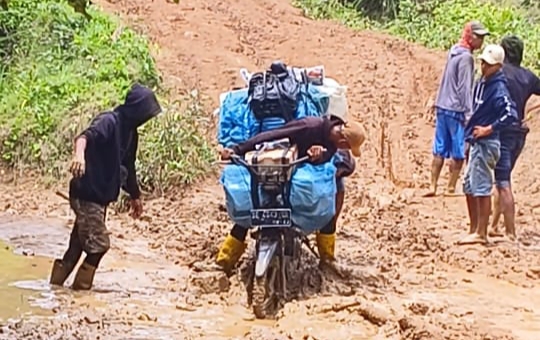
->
xmin=121 ymin=133 xmax=141 ymax=200
xmin=531 ymin=72 xmax=540 ymax=95
xmin=232 ymin=118 xmax=310 ymax=155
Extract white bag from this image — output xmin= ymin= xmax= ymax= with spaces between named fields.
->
xmin=318 ymin=77 xmax=348 ymax=122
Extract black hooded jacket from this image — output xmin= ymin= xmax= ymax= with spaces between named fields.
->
xmin=501 ymin=35 xmax=540 ymax=134
xmin=69 ymin=84 xmax=162 ymax=205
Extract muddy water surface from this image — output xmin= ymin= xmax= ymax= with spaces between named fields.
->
xmin=0 ymin=215 xmax=298 ymax=339
xmin=2 ymin=210 xmax=540 ymax=339
xmin=0 ymin=241 xmax=53 ymax=321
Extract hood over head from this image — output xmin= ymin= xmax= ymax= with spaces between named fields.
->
xmin=458 ymin=22 xmax=474 ymax=50
xmin=501 ymin=35 xmax=524 ymax=66
xmin=116 ymin=83 xmax=162 ymax=128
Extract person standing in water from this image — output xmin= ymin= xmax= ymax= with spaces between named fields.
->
xmin=49 ymin=84 xmax=161 ymax=290
xmin=489 ymin=35 xmax=540 ymax=240
xmin=458 ymin=44 xmax=518 ymax=245
xmin=425 ymin=21 xmax=489 ymax=197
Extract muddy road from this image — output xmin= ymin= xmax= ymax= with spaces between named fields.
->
xmin=2 ymin=0 xmax=540 ymax=339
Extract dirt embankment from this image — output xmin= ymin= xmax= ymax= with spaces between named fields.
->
xmin=2 ymin=0 xmax=540 ymax=339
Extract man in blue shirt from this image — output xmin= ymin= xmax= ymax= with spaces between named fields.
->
xmin=490 ymin=35 xmax=540 ymax=240
xmin=49 ymin=84 xmax=161 ymax=290
xmin=458 ymin=44 xmax=518 ymax=245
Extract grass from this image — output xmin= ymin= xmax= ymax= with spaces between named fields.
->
xmin=0 ymin=0 xmax=214 ymax=194
xmin=293 ymin=0 xmax=540 ymax=74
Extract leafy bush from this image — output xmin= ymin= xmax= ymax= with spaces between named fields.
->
xmin=0 ymin=0 xmax=213 ymax=192
xmin=389 ymin=0 xmax=540 ymax=72
xmin=136 ymin=91 xmax=215 ymax=194
xmin=293 ymin=0 xmax=370 ymax=28
xmin=295 ymin=0 xmax=540 ymax=73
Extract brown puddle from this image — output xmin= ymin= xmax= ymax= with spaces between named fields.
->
xmin=0 ymin=241 xmax=55 ymax=321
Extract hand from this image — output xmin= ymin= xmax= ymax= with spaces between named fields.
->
xmin=69 ymin=153 xmax=85 ymax=178
xmin=220 ymin=148 xmax=235 ymax=160
xmin=473 ymin=125 xmax=493 ymax=139
xmin=130 ymin=199 xmax=143 ymax=219
xmin=307 ymin=145 xmax=325 ymax=160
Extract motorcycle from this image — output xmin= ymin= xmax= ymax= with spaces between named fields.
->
xmin=223 ymin=139 xmax=322 ymax=319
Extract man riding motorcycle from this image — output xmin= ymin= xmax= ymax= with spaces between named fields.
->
xmin=216 ymin=114 xmax=364 ymax=275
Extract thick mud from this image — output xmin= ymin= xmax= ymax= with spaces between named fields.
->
xmin=1 ymin=0 xmax=540 ymax=339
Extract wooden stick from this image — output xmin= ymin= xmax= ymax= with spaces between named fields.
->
xmin=55 ymin=190 xmax=69 ymax=201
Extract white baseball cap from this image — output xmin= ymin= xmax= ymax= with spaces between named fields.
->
xmin=478 ymin=44 xmax=505 ymax=65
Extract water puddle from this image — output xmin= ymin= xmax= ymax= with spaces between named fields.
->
xmin=0 ymin=215 xmax=382 ymax=339
xmin=0 ymin=241 xmax=55 ymax=321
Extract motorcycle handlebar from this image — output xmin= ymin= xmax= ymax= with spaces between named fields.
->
xmin=216 ymin=149 xmax=326 ymax=169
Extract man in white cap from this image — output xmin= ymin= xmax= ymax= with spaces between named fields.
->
xmin=458 ymin=44 xmax=518 ymax=245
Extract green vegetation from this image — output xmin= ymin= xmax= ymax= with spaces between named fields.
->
xmin=294 ymin=0 xmax=540 ymax=73
xmin=0 ymin=0 xmax=213 ymax=193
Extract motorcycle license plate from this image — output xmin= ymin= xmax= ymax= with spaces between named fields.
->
xmin=250 ymin=208 xmax=292 ymax=228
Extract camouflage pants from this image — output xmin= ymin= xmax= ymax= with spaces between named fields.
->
xmin=69 ymin=199 xmax=110 ymax=254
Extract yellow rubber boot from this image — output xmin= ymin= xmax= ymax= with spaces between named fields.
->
xmin=316 ymin=233 xmax=350 ymax=278
xmin=316 ymin=233 xmax=336 ymax=263
xmin=216 ymin=234 xmax=247 ymax=275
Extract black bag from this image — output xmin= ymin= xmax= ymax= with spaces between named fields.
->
xmin=248 ymin=61 xmax=301 ymax=123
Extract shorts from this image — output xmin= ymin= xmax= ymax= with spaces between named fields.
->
xmin=494 ymin=132 xmax=525 ymax=188
xmin=69 ymin=199 xmax=110 ymax=254
xmin=432 ymin=108 xmax=465 ymax=160
xmin=463 ymin=138 xmax=500 ymax=197
xmin=336 ymin=177 xmax=345 ymax=193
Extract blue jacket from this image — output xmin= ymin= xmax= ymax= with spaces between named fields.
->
xmin=465 ymin=71 xmax=518 ymax=143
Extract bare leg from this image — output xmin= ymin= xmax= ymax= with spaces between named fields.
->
xmin=424 ymin=156 xmax=444 ymax=197
xmin=498 ymin=185 xmax=516 ymax=241
xmin=446 ymin=159 xmax=463 ymax=195
xmin=476 ymin=196 xmax=491 ymax=240
xmin=466 ymin=194 xmax=478 ymax=234
xmin=458 ymin=195 xmax=489 ymax=245
xmin=489 ymin=187 xmax=503 ymax=237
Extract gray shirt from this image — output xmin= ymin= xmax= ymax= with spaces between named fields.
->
xmin=435 ymin=45 xmax=474 ymax=121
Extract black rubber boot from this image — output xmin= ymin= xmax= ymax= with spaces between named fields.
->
xmin=49 ymin=259 xmax=73 ymax=286
xmin=71 ymin=262 xmax=97 ymax=291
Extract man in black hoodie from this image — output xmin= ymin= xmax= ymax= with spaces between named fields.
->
xmin=49 ymin=84 xmax=161 ymax=290
xmin=490 ymin=36 xmax=540 ymax=240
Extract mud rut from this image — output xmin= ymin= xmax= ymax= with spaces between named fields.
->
xmin=1 ymin=0 xmax=540 ymax=339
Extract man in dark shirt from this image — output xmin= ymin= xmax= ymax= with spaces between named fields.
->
xmin=216 ymin=116 xmax=365 ymax=275
xmin=49 ymin=84 xmax=161 ymax=290
xmin=490 ymin=35 xmax=540 ymax=240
